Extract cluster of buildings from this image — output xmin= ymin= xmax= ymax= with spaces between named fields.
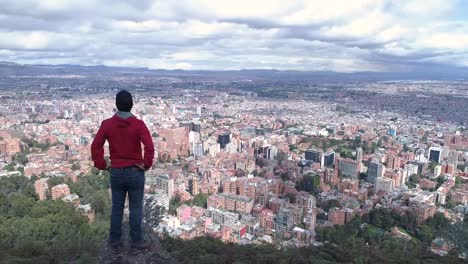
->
xmin=0 ymin=80 xmax=467 ymax=251
xmin=34 ymin=179 xmax=95 ymax=222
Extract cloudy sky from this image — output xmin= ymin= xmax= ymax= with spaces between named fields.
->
xmin=0 ymin=0 xmax=467 ymax=72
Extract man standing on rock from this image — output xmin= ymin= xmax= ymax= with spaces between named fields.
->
xmin=91 ymin=90 xmax=154 ymax=255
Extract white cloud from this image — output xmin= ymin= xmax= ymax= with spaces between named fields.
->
xmin=0 ymin=0 xmax=466 ymax=72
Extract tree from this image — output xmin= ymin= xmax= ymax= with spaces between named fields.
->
xmin=403 ymin=143 xmax=409 ymax=152
xmin=152 ymin=132 xmax=159 ymax=138
xmin=436 ymin=175 xmax=445 ymax=188
xmin=302 ymin=173 xmax=321 ymax=194
xmin=168 ymin=195 xmax=182 ymax=215
xmin=320 ymin=199 xmax=340 ymax=212
xmin=3 ymin=163 xmax=15 ymax=171
xmin=354 ymin=136 xmax=361 ymax=147
xmin=0 ymin=175 xmax=106 ymax=263
xmin=88 ymin=190 xmax=111 ymax=216
xmin=285 ymin=193 xmax=297 ymax=204
xmin=191 ymin=193 xmax=209 ymax=208
xmin=144 ymin=196 xmax=165 ymax=229
xmin=446 ymin=200 xmax=456 ymax=209
xmin=321 ymin=140 xmax=329 ymax=151
xmin=407 ymin=174 xmax=420 ymax=188
xmin=14 ymin=153 xmax=29 ymax=165
xmin=47 ymin=177 xmax=66 ymax=188
xmin=455 ymin=176 xmax=462 ymax=188
xmin=446 ymin=221 xmax=468 ymax=257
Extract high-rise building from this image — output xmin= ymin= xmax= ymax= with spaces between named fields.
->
xmin=275 ymin=207 xmax=295 ymax=232
xmin=207 ymin=193 xmax=254 ymax=214
xmin=375 ymin=177 xmax=394 ymax=194
xmin=337 ymin=158 xmax=359 ymax=179
xmin=356 ymin=147 xmax=363 ymax=173
xmin=323 ymin=151 xmax=335 ymax=167
xmin=305 ymin=149 xmax=322 ymax=163
xmin=158 ymin=127 xmax=190 ymax=158
xmin=0 ymin=137 xmax=21 ymax=156
xmin=153 ymin=175 xmax=175 ymax=198
xmin=34 ymin=178 xmax=49 ymax=201
xmin=367 ymin=160 xmax=383 ymax=184
xmin=266 ymin=146 xmax=278 ymax=160
xmin=188 ymin=175 xmax=200 ymax=196
xmin=409 ymin=195 xmax=436 ymax=227
xmin=193 ymin=141 xmax=204 ymax=157
xmin=428 ymin=147 xmax=443 ymax=163
xmin=218 ymin=133 xmax=230 ymax=149
xmin=415 ymin=149 xmax=427 ymax=162
xmin=328 ymin=207 xmax=345 ymax=225
xmin=179 ymin=121 xmax=194 ymax=132
xmin=192 ymin=122 xmax=202 ymax=133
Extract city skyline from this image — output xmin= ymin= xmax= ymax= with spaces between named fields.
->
xmin=1 ymin=0 xmax=468 ymax=72
xmin=0 ymin=1 xmax=468 ymax=262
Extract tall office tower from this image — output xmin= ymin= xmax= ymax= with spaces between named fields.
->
xmin=154 ymin=175 xmax=175 ymax=198
xmin=193 ymin=141 xmax=204 ymax=157
xmin=196 ymin=106 xmax=202 ymax=115
xmin=218 ymin=133 xmax=230 ymax=149
xmin=323 ymin=151 xmax=335 ymax=167
xmin=428 ymin=146 xmax=443 ymax=163
xmin=180 ymin=121 xmax=194 ymax=132
xmin=188 ymin=175 xmax=200 ymax=196
xmin=367 ymin=160 xmax=383 ymax=184
xmin=305 ymin=149 xmax=322 ymax=163
xmin=375 ymin=177 xmax=394 ymax=194
xmin=338 ymin=158 xmax=359 ymax=179
xmin=356 ymin=147 xmax=363 ymax=173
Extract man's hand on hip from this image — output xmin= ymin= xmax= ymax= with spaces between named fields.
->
xmin=136 ymin=164 xmax=147 ymax=171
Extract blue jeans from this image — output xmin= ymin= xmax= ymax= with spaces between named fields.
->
xmin=109 ymin=166 xmax=145 ymax=244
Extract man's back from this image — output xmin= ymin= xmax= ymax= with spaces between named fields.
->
xmin=91 ymin=114 xmax=154 ymax=170
xmin=91 ymin=90 xmax=154 ymax=255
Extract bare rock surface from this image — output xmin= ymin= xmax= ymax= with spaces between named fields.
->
xmin=98 ymin=223 xmax=177 ymax=264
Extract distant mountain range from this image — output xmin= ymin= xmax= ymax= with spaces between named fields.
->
xmin=0 ymin=61 xmax=466 ymax=81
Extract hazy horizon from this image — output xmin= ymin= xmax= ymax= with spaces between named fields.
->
xmin=1 ymin=0 xmax=468 ymax=73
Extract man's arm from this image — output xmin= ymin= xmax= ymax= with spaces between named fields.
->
xmin=91 ymin=122 xmax=108 ymax=170
xmin=140 ymin=121 xmax=155 ymax=170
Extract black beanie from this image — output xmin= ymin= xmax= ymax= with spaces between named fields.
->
xmin=116 ymin=90 xmax=133 ymax=112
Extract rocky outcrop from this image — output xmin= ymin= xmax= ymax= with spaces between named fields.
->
xmin=98 ymin=223 xmax=177 ymax=264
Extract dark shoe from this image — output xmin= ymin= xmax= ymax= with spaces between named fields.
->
xmin=109 ymin=240 xmax=122 ymax=255
xmin=130 ymin=240 xmax=149 ymax=255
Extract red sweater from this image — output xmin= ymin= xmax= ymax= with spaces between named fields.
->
xmin=91 ymin=114 xmax=154 ymax=170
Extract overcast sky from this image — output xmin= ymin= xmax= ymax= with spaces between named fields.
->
xmin=0 ymin=0 xmax=467 ymax=72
